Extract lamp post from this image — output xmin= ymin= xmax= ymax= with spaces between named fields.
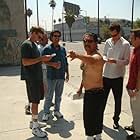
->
xmin=26 ymin=8 xmax=32 ymax=32
xmin=24 ymin=0 xmax=28 ymax=38
xmin=49 ymin=0 xmax=56 ymax=31
xmin=80 ymin=10 xmax=88 ymax=32
xmin=62 ymin=0 xmax=65 ymax=41
xmin=131 ymin=0 xmax=134 ymax=29
xmin=97 ymin=0 xmax=100 ymax=37
xmin=36 ymin=0 xmax=39 ymax=26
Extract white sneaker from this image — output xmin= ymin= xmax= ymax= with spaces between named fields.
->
xmin=87 ymin=136 xmax=94 ymax=140
xmin=29 ymin=121 xmax=46 ymax=129
xmin=42 ymin=113 xmax=50 ymax=121
xmin=32 ymin=122 xmax=47 ymax=138
xmin=54 ymin=111 xmax=63 ymax=118
xmin=95 ymin=134 xmax=102 ymax=140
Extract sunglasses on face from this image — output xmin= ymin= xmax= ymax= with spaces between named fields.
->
xmin=36 ymin=33 xmax=43 ymax=40
xmin=39 ymin=35 xmax=43 ymax=40
xmin=53 ymin=35 xmax=61 ymax=38
xmin=83 ymin=40 xmax=94 ymax=43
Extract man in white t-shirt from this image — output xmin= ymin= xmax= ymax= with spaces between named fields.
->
xmin=38 ymin=33 xmax=48 ymax=96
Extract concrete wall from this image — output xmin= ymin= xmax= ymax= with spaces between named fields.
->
xmin=0 ymin=0 xmax=26 ymax=65
xmin=54 ymin=18 xmax=131 ymax=42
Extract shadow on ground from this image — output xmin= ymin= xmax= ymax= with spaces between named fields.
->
xmin=103 ymin=125 xmax=129 ymax=140
xmin=26 ymin=136 xmax=49 ymax=140
xmin=0 ymin=66 xmax=20 ymax=76
xmin=37 ymin=110 xmax=75 ymax=139
xmin=26 ymin=136 xmax=48 ymax=140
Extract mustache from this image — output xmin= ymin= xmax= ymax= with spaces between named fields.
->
xmin=85 ymin=45 xmax=90 ymax=48
xmin=111 ymin=34 xmax=118 ymax=37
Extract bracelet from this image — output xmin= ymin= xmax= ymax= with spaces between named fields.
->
xmin=127 ymin=89 xmax=140 ymax=94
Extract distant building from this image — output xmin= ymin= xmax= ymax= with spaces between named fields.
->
xmin=0 ymin=0 xmax=26 ymax=65
xmin=54 ymin=16 xmax=131 ymax=41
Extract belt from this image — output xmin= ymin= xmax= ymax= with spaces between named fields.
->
xmin=85 ymin=87 xmax=104 ymax=93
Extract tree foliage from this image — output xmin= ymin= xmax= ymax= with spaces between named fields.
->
xmin=100 ymin=22 xmax=110 ymax=40
xmin=64 ymin=11 xmax=75 ymax=42
xmin=134 ymin=18 xmax=140 ymax=28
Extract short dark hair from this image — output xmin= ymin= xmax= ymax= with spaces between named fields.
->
xmin=83 ymin=32 xmax=98 ymax=43
xmin=50 ymin=30 xmax=61 ymax=41
xmin=30 ymin=26 xmax=44 ymax=34
xmin=131 ymin=28 xmax=140 ymax=38
xmin=109 ymin=23 xmax=121 ymax=33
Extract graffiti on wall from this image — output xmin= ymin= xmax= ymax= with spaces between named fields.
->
xmin=0 ymin=29 xmax=23 ymax=65
xmin=0 ymin=0 xmax=24 ymax=65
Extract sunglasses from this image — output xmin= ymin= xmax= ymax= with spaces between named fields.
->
xmin=83 ymin=40 xmax=94 ymax=43
xmin=53 ymin=35 xmax=61 ymax=37
xmin=38 ymin=34 xmax=43 ymax=40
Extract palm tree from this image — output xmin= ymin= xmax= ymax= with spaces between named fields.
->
xmin=134 ymin=18 xmax=140 ymax=28
xmin=64 ymin=11 xmax=75 ymax=42
xmin=49 ymin=0 xmax=56 ymax=31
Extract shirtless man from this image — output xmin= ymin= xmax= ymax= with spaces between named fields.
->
xmin=68 ymin=32 xmax=104 ymax=140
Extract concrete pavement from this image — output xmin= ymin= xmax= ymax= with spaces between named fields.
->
xmin=0 ymin=42 xmax=133 ymax=140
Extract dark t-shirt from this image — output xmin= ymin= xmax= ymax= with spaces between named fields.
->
xmin=20 ymin=40 xmax=43 ymax=81
xmin=42 ymin=44 xmax=68 ymax=80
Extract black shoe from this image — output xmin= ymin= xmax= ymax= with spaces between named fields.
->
xmin=25 ymin=105 xmax=31 ymax=115
xmin=124 ymin=125 xmax=135 ymax=132
xmin=127 ymin=133 xmax=140 ymax=140
xmin=113 ymin=122 xmax=119 ymax=129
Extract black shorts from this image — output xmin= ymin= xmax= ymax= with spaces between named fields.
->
xmin=25 ymin=80 xmax=44 ymax=104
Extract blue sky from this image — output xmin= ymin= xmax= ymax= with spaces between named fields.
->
xmin=27 ymin=0 xmax=140 ymax=31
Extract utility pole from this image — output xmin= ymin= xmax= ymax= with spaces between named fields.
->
xmin=27 ymin=8 xmax=33 ymax=32
xmin=36 ymin=0 xmax=39 ymax=26
xmin=24 ymin=0 xmax=28 ymax=38
xmin=131 ymin=0 xmax=134 ymax=29
xmin=62 ymin=0 xmax=65 ymax=41
xmin=97 ymin=0 xmax=100 ymax=37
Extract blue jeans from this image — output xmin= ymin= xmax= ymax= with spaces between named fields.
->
xmin=43 ymin=79 xmax=64 ymax=114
